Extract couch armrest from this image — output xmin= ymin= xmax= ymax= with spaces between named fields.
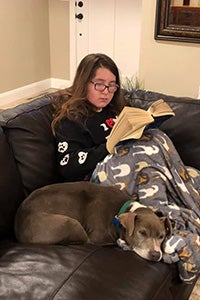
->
xmin=0 ymin=94 xmax=59 ymax=195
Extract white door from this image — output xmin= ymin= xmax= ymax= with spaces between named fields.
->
xmin=69 ymin=0 xmax=142 ymax=82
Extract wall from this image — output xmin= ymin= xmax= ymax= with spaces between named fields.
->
xmin=1 ymin=0 xmax=200 ymax=98
xmin=139 ymin=0 xmax=200 ymax=98
xmin=48 ymin=0 xmax=69 ymax=80
xmin=0 ymin=0 xmax=50 ymax=93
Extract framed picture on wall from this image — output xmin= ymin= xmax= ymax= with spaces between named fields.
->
xmin=155 ymin=0 xmax=200 ymax=43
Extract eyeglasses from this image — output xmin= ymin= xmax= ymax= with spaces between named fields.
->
xmin=90 ymin=81 xmax=119 ymax=93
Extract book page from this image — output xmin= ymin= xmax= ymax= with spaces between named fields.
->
xmin=106 ymin=99 xmax=175 ymax=154
xmin=106 ymin=106 xmax=154 ymax=153
xmin=148 ymin=99 xmax=175 ymax=117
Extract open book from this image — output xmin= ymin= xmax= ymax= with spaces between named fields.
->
xmin=106 ymin=99 xmax=175 ymax=154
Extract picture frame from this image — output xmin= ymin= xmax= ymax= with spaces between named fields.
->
xmin=154 ymin=0 xmax=200 ymax=43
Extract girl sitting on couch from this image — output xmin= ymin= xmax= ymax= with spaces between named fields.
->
xmin=51 ymin=53 xmax=200 ymax=283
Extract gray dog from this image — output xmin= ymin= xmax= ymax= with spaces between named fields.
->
xmin=15 ymin=181 xmax=171 ymax=261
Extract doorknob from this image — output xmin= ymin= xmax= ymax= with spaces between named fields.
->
xmin=75 ymin=13 xmax=84 ymax=20
xmin=78 ymin=1 xmax=83 ymax=7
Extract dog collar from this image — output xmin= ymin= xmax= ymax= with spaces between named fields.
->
xmin=112 ymin=200 xmax=133 ymax=236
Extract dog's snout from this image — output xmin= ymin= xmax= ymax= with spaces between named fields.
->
xmin=150 ymin=250 xmax=162 ymax=261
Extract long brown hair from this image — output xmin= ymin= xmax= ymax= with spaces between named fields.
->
xmin=51 ymin=53 xmax=125 ymax=134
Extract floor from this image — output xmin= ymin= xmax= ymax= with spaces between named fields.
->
xmin=189 ymin=277 xmax=200 ymax=300
xmin=1 ymin=90 xmax=199 ymax=299
xmin=0 ymin=88 xmax=58 ymax=110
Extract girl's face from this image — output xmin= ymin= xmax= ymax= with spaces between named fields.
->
xmin=87 ymin=67 xmax=117 ymax=111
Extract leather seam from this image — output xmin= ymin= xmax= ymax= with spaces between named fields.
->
xmin=48 ymin=247 xmax=100 ymax=299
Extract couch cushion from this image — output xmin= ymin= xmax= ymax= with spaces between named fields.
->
xmin=0 ymin=94 xmax=59 ymax=195
xmin=0 ymin=127 xmax=24 ymax=238
xmin=126 ymin=89 xmax=200 ymax=171
xmin=0 ymin=242 xmax=180 ymax=300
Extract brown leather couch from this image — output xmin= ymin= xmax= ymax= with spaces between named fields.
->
xmin=0 ymin=89 xmax=199 ymax=300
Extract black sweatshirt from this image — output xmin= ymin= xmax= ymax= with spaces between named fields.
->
xmin=55 ymin=107 xmax=116 ymax=181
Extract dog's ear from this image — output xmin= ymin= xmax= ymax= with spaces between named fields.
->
xmin=118 ymin=212 xmax=137 ymax=236
xmin=160 ymin=216 xmax=172 ymax=238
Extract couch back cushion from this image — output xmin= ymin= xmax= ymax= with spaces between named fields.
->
xmin=0 ymin=127 xmax=24 ymax=238
xmin=0 ymin=95 xmax=59 ymax=195
xmin=127 ymin=89 xmax=200 ymax=171
xmin=1 ymin=89 xmax=200 ymax=198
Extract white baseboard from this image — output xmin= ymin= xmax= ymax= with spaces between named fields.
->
xmin=197 ymin=85 xmax=200 ymax=99
xmin=0 ymin=78 xmax=70 ymax=106
xmin=50 ymin=78 xmax=70 ymax=89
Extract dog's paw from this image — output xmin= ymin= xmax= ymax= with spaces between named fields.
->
xmin=117 ymin=238 xmax=131 ymax=251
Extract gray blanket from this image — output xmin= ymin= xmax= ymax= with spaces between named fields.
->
xmin=91 ymin=129 xmax=200 ymax=284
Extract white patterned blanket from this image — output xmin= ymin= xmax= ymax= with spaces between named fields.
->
xmin=91 ymin=129 xmax=200 ymax=284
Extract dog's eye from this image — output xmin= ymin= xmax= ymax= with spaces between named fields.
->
xmin=159 ymin=234 xmax=164 ymax=240
xmin=138 ymin=229 xmax=147 ymax=237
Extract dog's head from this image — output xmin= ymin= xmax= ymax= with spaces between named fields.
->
xmin=118 ymin=207 xmax=172 ymax=261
